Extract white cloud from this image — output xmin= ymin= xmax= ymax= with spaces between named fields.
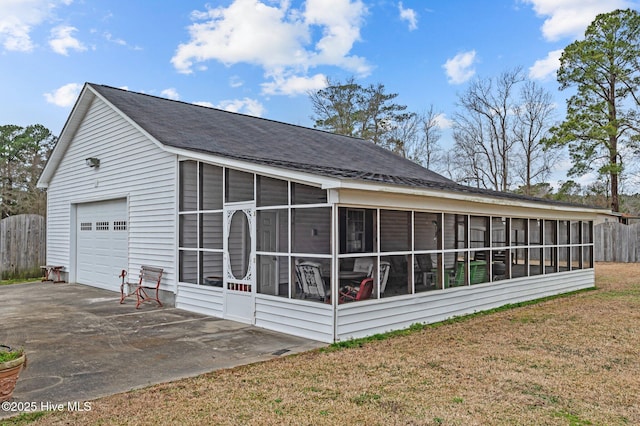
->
xmin=523 ymin=0 xmax=633 ymax=41
xmin=215 ymin=98 xmax=266 ymax=117
xmin=43 ymin=83 xmax=82 ymax=107
xmin=104 ymin=32 xmax=142 ymax=51
xmin=524 ymin=1 xmax=634 ymax=88
xmin=49 ymin=25 xmax=86 ymax=55
xmin=171 ymin=0 xmax=369 ymax=96
xmin=160 ymin=88 xmax=180 ymax=100
xmin=193 ymin=101 xmax=215 ymax=108
xmin=398 ymin=2 xmax=418 ymax=31
xmin=443 ymin=50 xmax=477 ymax=84
xmin=261 ymin=72 xmax=327 ymax=96
xmin=172 ymin=0 xmax=307 ymax=73
xmin=0 ymin=0 xmax=72 ymax=52
xmin=303 ymin=0 xmax=369 ymax=71
xmin=229 ymin=75 xmax=244 ymax=88
xmin=104 ymin=32 xmax=127 ymax=46
xmin=194 ymin=96 xmax=266 ymax=117
xmin=434 ymin=113 xmax=453 ymax=130
xmin=529 ymin=49 xmax=562 ymax=80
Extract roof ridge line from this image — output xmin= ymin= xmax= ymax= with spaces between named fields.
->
xmin=89 ymin=83 xmax=370 ymax=143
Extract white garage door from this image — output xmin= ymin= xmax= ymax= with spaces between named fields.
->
xmin=76 ymin=199 xmax=128 ymax=290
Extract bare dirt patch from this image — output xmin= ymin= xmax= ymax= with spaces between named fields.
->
xmin=12 ymin=263 xmax=640 ymax=425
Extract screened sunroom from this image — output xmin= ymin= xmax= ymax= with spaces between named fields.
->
xmin=38 ymin=84 xmax=600 ymax=344
xmin=176 ymin=159 xmax=595 ymax=343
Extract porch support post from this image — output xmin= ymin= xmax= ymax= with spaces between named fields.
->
xmin=331 ymin=203 xmax=338 ymax=342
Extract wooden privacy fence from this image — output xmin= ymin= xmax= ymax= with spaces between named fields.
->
xmin=0 ymin=214 xmax=46 ymax=279
xmin=594 ymin=222 xmax=640 ymax=263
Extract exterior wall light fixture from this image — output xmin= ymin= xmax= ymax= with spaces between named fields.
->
xmin=85 ymin=157 xmax=100 ymax=168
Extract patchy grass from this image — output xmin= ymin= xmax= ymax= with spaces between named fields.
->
xmin=0 ymin=278 xmax=40 ymax=286
xmin=1 ymin=412 xmax=46 ymax=425
xmin=1 ymin=267 xmax=42 ymax=282
xmin=7 ymin=262 xmax=640 ymax=425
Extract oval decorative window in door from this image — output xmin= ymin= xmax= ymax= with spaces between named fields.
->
xmin=227 ymin=209 xmax=252 ymax=281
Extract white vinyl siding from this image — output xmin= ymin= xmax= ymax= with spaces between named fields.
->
xmin=45 ymin=95 xmax=177 ymax=290
xmin=255 ymin=295 xmax=334 ymax=343
xmin=336 ymin=269 xmax=594 ymax=341
xmin=176 ymin=283 xmax=224 ymax=317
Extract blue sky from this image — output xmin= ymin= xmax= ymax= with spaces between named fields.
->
xmin=1 ymin=0 xmax=638 ymax=187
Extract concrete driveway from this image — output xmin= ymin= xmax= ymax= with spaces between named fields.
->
xmin=0 ymin=281 xmax=325 ymax=418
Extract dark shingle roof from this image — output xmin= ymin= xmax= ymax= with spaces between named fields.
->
xmin=89 ymin=84 xmax=603 ymax=210
xmin=90 ymin=84 xmax=453 ymax=186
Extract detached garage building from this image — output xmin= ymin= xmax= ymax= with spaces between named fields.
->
xmin=38 ymin=83 xmax=603 ymax=343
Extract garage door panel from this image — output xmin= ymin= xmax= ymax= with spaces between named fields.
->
xmin=77 ymin=199 xmax=127 ymax=291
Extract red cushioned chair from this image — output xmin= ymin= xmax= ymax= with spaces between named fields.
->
xmin=339 ymin=277 xmax=374 ymax=303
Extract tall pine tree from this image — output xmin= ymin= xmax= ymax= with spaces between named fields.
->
xmin=546 ymin=9 xmax=640 ymax=212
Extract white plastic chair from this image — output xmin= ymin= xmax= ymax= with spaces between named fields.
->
xmin=295 ymin=262 xmax=330 ymax=301
xmin=353 ymin=257 xmax=374 ymax=276
xmin=379 ymin=261 xmax=391 ymax=295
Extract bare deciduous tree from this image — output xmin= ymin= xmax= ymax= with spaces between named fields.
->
xmin=451 ymin=68 xmax=557 ymax=193
xmin=407 ymin=106 xmax=444 ymax=170
xmin=513 ymin=81 xmax=559 ymax=195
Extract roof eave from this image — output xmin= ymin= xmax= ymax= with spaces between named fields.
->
xmin=167 ymin=145 xmax=343 ymax=188
xmin=37 ymin=83 xmax=95 ymax=188
xmin=37 ymin=83 xmax=178 ymax=189
xmin=332 ymin=179 xmax=608 ymax=215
